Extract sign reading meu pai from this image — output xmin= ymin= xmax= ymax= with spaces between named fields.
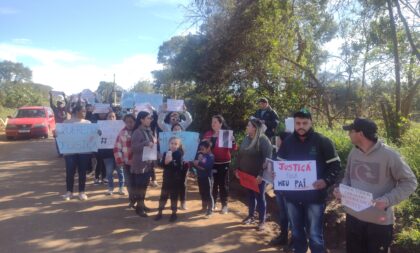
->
xmin=273 ymin=160 xmax=317 ymax=191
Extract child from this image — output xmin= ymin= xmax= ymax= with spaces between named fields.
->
xmin=193 ymin=140 xmax=215 ymax=218
xmin=155 ymin=137 xmax=185 ymax=222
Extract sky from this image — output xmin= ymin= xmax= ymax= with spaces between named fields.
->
xmin=0 ymin=0 xmax=194 ymax=94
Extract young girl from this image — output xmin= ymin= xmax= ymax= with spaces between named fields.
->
xmin=114 ymin=114 xmax=136 ymax=206
xmin=155 ymin=137 xmax=185 ymax=222
xmin=193 ymin=140 xmax=215 ymax=218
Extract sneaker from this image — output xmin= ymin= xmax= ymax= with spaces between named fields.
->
xmin=213 ymin=205 xmax=218 ymax=211
xmin=150 ymin=180 xmax=159 ymax=187
xmin=118 ymin=188 xmax=126 ymax=195
xmin=242 ymin=216 xmax=255 ymax=225
xmin=106 ymin=189 xmax=113 ymax=195
xmin=62 ymin=191 xmax=73 ymax=201
xmin=128 ymin=200 xmax=136 ymax=209
xmin=257 ymin=222 xmax=266 ymax=231
xmin=79 ymin=192 xmax=88 ymax=201
xmin=93 ymin=179 xmax=100 ymax=185
xmin=221 ymin=205 xmax=228 ymax=214
xmin=169 ymin=213 xmax=177 ymax=222
xmin=180 ymin=201 xmax=187 ymax=210
xmin=102 ymin=179 xmax=108 ymax=184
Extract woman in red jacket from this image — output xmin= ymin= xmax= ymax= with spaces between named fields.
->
xmin=202 ymin=115 xmax=236 ymax=214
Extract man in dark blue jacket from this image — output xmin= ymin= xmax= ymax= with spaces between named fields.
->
xmin=254 ymin=98 xmax=279 ymax=139
xmin=277 ymin=109 xmax=341 ymax=253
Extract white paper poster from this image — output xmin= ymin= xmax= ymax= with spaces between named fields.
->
xmin=262 ymin=158 xmax=275 ymax=184
xmin=273 ymin=160 xmax=317 ymax=191
xmin=93 ymin=103 xmax=110 ymax=114
xmin=339 ymin=184 xmax=373 ymax=212
xmin=218 ymin=130 xmax=233 ymax=148
xmin=285 ymin=117 xmax=294 ymax=133
xmin=142 ymin=144 xmax=158 ymax=161
xmin=167 ymin=99 xmax=184 ymax=112
xmin=56 ymin=123 xmax=99 ymax=154
xmin=97 ymin=120 xmax=125 ymax=149
xmin=135 ymin=103 xmax=153 ymax=115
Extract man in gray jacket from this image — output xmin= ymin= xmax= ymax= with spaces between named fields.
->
xmin=335 ymin=118 xmax=417 ymax=253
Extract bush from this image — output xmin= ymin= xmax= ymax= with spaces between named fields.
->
xmin=395 ymin=227 xmax=420 ymax=252
xmin=316 ymin=127 xmax=353 ymax=168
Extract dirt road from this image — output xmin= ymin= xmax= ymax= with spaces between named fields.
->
xmin=0 ymin=137 xmax=288 ymax=253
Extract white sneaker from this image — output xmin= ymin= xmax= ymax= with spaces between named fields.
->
xmin=118 ymin=188 xmax=126 ymax=195
xmin=79 ymin=192 xmax=88 ymax=200
xmin=106 ymin=189 xmax=113 ymax=196
xmin=62 ymin=191 xmax=73 ymax=201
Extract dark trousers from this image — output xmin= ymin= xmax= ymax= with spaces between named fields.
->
xmin=123 ymin=165 xmax=134 ymax=203
xmin=158 ymin=172 xmax=183 ymax=212
xmin=95 ymin=153 xmax=106 ymax=180
xmin=248 ymin=181 xmax=267 ymax=223
xmin=212 ymin=163 xmax=229 ymax=206
xmin=274 ymin=190 xmax=289 ymax=235
xmin=346 ymin=214 xmax=393 ymax=253
xmin=198 ymin=176 xmax=214 ymax=212
xmin=64 ymin=154 xmax=90 ymax=192
xmin=131 ymin=171 xmax=151 ymax=208
xmin=179 ymin=168 xmax=188 ymax=203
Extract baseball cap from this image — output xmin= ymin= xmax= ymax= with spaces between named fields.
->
xmin=293 ymin=108 xmax=312 ymax=120
xmin=257 ymin=97 xmax=268 ymax=104
xmin=343 ymin=118 xmax=378 ymax=135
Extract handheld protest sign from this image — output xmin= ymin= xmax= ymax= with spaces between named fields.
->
xmin=339 ymin=184 xmax=373 ymax=212
xmin=273 ymin=160 xmax=317 ymax=191
xmin=159 ymin=131 xmax=199 ymax=161
xmin=218 ymin=130 xmax=233 ymax=148
xmin=167 ymin=99 xmax=184 ymax=112
xmin=142 ymin=144 xmax=158 ymax=161
xmin=93 ymin=103 xmax=110 ymax=114
xmin=56 ymin=123 xmax=99 ymax=154
xmin=97 ymin=120 xmax=125 ymax=149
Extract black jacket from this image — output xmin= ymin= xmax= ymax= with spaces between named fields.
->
xmin=254 ymin=107 xmax=279 ymax=138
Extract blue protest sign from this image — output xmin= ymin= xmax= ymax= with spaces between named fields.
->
xmin=159 ymin=131 xmax=200 ymax=161
xmin=135 ymin=93 xmax=163 ymax=111
xmin=121 ymin=92 xmax=136 ymax=109
xmin=56 ymin=123 xmax=99 ymax=154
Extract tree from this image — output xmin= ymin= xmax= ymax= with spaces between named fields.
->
xmin=130 ymin=80 xmax=155 ymax=93
xmin=0 ymin=60 xmax=32 ymax=84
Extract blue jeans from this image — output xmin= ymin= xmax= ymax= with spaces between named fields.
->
xmin=104 ymin=158 xmax=124 ymax=190
xmin=274 ymin=191 xmax=289 ymax=235
xmin=285 ymin=199 xmax=326 ymax=253
xmin=248 ymin=181 xmax=266 ymax=223
xmin=64 ymin=154 xmax=90 ymax=193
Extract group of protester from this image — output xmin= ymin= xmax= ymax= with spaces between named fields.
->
xmin=50 ymin=91 xmax=418 ymax=253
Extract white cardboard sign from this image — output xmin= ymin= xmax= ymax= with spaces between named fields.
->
xmin=97 ymin=120 xmax=125 ymax=149
xmin=142 ymin=144 xmax=158 ymax=161
xmin=167 ymin=99 xmax=184 ymax=112
xmin=339 ymin=184 xmax=373 ymax=212
xmin=218 ymin=130 xmax=233 ymax=148
xmin=273 ymin=160 xmax=317 ymax=191
xmin=93 ymin=103 xmax=110 ymax=114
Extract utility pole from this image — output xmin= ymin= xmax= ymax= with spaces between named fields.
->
xmin=113 ymin=73 xmax=116 ymax=105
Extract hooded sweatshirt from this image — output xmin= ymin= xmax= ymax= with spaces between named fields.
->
xmin=341 ymin=141 xmax=417 ymax=225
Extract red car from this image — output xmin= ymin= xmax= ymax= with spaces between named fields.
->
xmin=5 ymin=106 xmax=56 ymax=140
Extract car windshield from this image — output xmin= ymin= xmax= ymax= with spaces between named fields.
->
xmin=16 ymin=109 xmax=46 ymax=118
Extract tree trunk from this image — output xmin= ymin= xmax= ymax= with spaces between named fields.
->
xmin=386 ymin=0 xmax=402 ymax=141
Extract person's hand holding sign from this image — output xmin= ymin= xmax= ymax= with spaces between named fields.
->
xmin=312 ymin=179 xmax=327 ymax=190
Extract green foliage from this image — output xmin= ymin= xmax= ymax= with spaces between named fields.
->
xmin=395 ymin=227 xmax=420 ymax=252
xmin=0 ymin=82 xmax=48 ymax=108
xmin=316 ymin=126 xmax=353 ymax=168
xmin=0 ymin=60 xmax=32 ymax=83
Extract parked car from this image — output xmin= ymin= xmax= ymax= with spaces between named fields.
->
xmin=5 ymin=106 xmax=56 ymax=140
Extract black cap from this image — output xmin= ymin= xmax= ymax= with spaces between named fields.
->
xmin=257 ymin=97 xmax=268 ymax=104
xmin=343 ymin=118 xmax=378 ymax=136
xmin=293 ymin=108 xmax=312 ymax=120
